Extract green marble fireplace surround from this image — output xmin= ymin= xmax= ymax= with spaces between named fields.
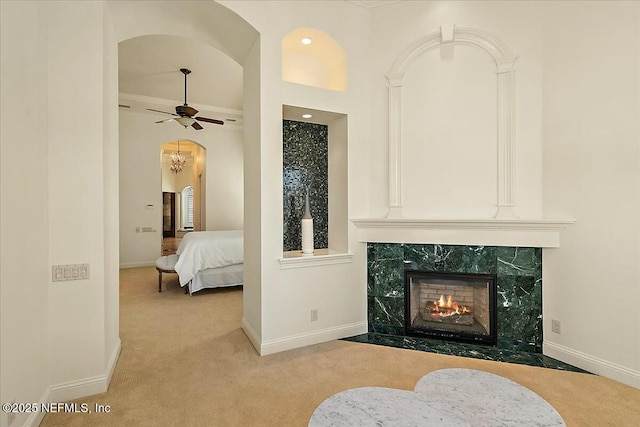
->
xmin=367 ymin=243 xmax=543 ymax=353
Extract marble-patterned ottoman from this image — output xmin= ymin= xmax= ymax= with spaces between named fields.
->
xmin=309 ymin=368 xmax=565 ymax=426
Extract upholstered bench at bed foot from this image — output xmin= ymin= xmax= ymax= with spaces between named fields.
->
xmin=155 ymin=254 xmax=178 ymax=292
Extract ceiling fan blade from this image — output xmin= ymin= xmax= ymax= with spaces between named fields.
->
xmin=191 ymin=122 xmax=203 ymax=130
xmin=155 ymin=118 xmax=176 ymax=124
xmin=196 ymin=116 xmax=224 ymax=125
xmin=147 ymin=108 xmax=178 ymax=116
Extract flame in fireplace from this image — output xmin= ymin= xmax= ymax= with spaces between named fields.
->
xmin=430 ymin=295 xmax=471 ymax=318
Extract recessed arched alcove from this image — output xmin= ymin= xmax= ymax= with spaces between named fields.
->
xmin=386 ymin=26 xmax=517 ymax=219
xmin=282 ymin=27 xmax=347 ymax=91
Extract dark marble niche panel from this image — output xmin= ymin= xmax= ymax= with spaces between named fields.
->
xmin=368 ymin=243 xmax=543 ymax=353
xmin=283 ymin=120 xmax=328 ymax=251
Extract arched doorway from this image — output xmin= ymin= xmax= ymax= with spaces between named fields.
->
xmin=112 ymin=0 xmax=260 ymax=342
xmin=159 ymin=140 xmax=205 ymax=255
xmin=115 ymin=2 xmax=254 ymax=268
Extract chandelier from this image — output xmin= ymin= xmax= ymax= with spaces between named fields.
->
xmin=170 ymin=141 xmax=186 ymax=174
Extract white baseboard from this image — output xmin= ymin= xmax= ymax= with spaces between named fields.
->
xmin=119 ymin=261 xmax=156 ymax=269
xmin=241 ymin=317 xmax=261 ymax=354
xmin=39 ymin=339 xmax=121 ymax=415
xmin=259 ymin=321 xmax=368 ymax=356
xmin=24 ymin=388 xmax=50 ymax=427
xmin=23 ymin=340 xmax=121 ymax=426
xmin=105 ymin=338 xmax=122 ymax=387
xmin=544 ymin=341 xmax=640 ymax=389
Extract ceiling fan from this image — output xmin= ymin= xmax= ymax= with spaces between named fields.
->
xmin=147 ymin=68 xmax=224 ymax=130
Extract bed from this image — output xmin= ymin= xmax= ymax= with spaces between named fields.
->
xmin=174 ymin=230 xmax=243 ymax=294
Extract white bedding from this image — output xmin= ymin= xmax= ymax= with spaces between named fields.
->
xmin=174 ymin=230 xmax=243 ymax=286
xmin=189 ymin=263 xmax=243 ymax=294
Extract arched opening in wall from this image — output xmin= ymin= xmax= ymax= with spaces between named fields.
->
xmin=160 ymin=140 xmax=206 ymax=255
xmin=111 ymin=0 xmax=258 ymax=348
xmin=282 ymin=28 xmax=347 ymax=91
xmin=118 ymin=32 xmax=246 ymax=265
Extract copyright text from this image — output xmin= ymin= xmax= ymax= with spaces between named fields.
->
xmin=2 ymin=402 xmax=111 ymax=414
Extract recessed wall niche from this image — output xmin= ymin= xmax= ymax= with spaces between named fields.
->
xmin=282 ymin=105 xmax=348 ymax=255
xmin=282 ymin=28 xmax=347 ymax=92
xmin=283 ymin=120 xmax=328 ymax=251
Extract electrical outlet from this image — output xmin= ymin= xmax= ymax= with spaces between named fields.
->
xmin=551 ymin=319 xmax=562 ymax=334
xmin=310 ymin=309 xmax=318 ymax=322
xmin=7 ymin=399 xmax=16 ymax=426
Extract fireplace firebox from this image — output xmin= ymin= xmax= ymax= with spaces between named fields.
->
xmin=404 ymin=271 xmax=497 ymax=345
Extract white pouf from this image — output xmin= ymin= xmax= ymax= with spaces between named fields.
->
xmin=155 ymin=254 xmax=178 ymax=292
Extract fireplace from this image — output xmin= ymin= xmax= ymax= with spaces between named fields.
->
xmin=404 ymin=271 xmax=497 ymax=345
xmin=366 ymin=244 xmax=542 ymax=352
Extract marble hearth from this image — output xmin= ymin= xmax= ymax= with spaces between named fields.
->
xmin=366 ymin=243 xmax=543 ymax=352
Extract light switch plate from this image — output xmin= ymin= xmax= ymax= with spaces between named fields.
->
xmin=52 ymin=264 xmax=90 ymax=282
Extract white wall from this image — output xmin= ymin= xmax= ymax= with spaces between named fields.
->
xmin=241 ymin=37 xmax=264 ymax=349
xmin=1 ymin=2 xmax=122 ymax=425
xmin=540 ymin=1 xmax=640 ymax=387
xmin=1 ymin=2 xmax=51 ymax=426
xmin=102 ymin=0 xmax=121 ymax=392
xmin=119 ymin=111 xmax=243 ymax=267
xmin=222 ymin=0 xmax=371 ymax=352
xmin=46 ymin=0 xmax=122 ymax=397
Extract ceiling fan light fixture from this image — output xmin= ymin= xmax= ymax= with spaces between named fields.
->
xmin=151 ymin=68 xmax=223 ymax=130
xmin=176 ymin=117 xmax=196 ymax=127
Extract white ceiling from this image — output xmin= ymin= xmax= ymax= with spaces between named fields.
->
xmin=118 ymin=34 xmax=243 ymax=126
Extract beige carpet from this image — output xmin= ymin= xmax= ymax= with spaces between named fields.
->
xmin=41 ymin=267 xmax=640 ymax=426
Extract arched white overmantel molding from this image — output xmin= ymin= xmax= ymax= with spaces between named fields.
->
xmin=386 ymin=25 xmax=518 ymax=219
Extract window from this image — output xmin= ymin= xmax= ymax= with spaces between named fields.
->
xmin=181 ymin=186 xmax=194 ymax=229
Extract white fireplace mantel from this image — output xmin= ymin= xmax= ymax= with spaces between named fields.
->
xmin=351 ymin=218 xmax=575 ymax=248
